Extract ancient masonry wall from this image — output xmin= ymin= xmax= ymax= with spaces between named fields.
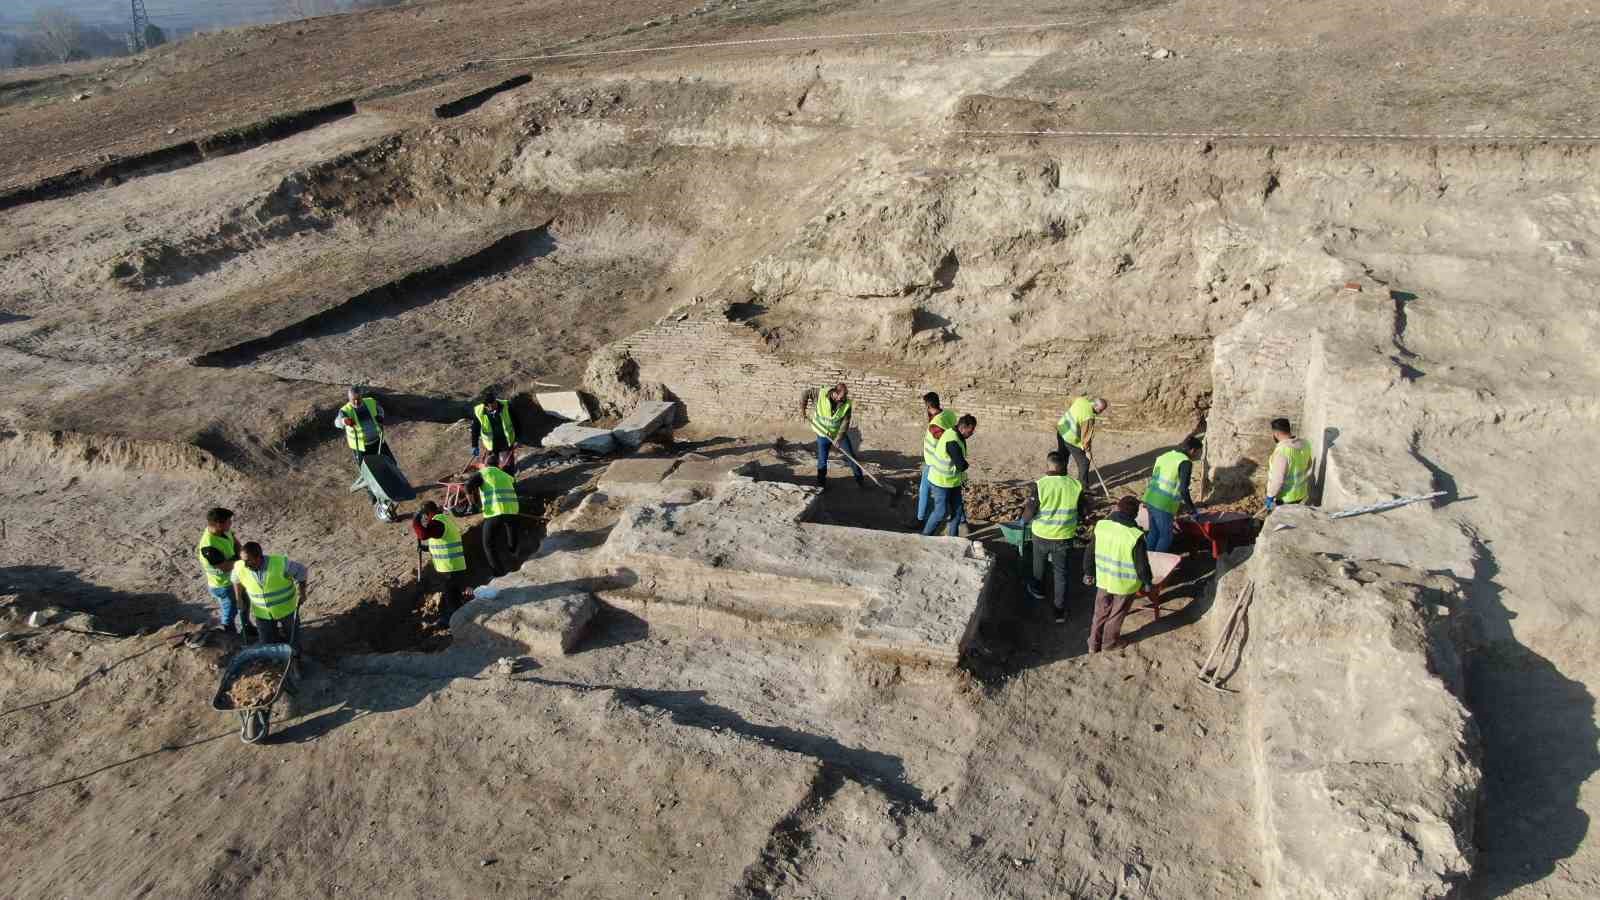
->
xmin=613 ymin=302 xmax=1145 ymax=433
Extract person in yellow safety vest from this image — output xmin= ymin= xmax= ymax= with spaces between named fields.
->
xmin=231 ymin=542 xmax=308 ymax=651
xmin=1081 ymin=496 xmax=1153 ymax=653
xmin=335 ymin=385 xmax=402 ymax=509
xmin=470 ymin=389 xmax=520 ymax=472
xmin=1142 ymin=435 xmax=1202 ymax=553
xmin=465 ymin=466 xmax=522 ymax=577
xmin=1055 ymin=395 xmax=1107 ymax=485
xmin=918 ymin=391 xmax=959 ymax=526
xmin=413 ymin=501 xmax=469 ymax=627
xmin=810 ymin=382 xmax=864 ymax=490
xmin=923 ymin=414 xmax=978 ymax=537
xmin=1265 ymin=417 xmax=1314 ymax=511
xmin=197 ymin=506 xmax=253 ymax=639
xmin=1021 ymin=452 xmax=1084 ymax=623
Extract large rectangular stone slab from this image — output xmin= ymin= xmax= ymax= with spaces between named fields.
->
xmin=536 ymin=390 xmax=591 ymax=423
xmin=597 ymin=457 xmax=680 ymax=500
xmin=544 ymin=423 xmax=617 ymax=455
xmin=611 ymin=400 xmax=678 ymax=449
xmin=454 ymin=579 xmax=599 ymax=656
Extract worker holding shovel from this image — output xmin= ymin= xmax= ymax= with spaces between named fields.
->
xmin=809 ymin=382 xmax=864 ymax=491
xmin=1056 ymin=395 xmax=1107 ymax=487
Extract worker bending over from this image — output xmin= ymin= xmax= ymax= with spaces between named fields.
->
xmin=414 ymin=501 xmax=469 ymax=626
xmin=1082 ymin=496 xmax=1153 ymax=653
xmin=811 ymin=382 xmax=863 ymax=490
xmin=1056 ymin=395 xmax=1107 ymax=485
xmin=1021 ymin=451 xmax=1082 ymax=623
xmin=1265 ymin=417 xmax=1313 ymax=511
xmin=197 ymin=506 xmax=251 ymax=638
xmin=466 ymin=465 xmax=521 ymax=577
xmin=231 ymin=542 xmax=308 ymax=650
xmin=923 ymin=414 xmax=978 ymax=537
xmin=471 ymin=389 xmax=520 ymax=472
xmin=1142 ymin=436 xmax=1201 ymax=552
xmin=918 ymin=391 xmax=958 ymax=526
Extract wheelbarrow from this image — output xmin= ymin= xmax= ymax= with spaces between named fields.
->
xmin=350 ymin=442 xmax=417 ymax=523
xmin=1139 ymin=550 xmax=1184 ymax=618
xmin=212 ymin=644 xmax=295 ymax=744
xmin=1176 ymin=511 xmax=1256 ymax=560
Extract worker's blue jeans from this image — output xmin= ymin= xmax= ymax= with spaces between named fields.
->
xmin=209 ymin=586 xmax=248 ymax=632
xmin=1145 ymin=505 xmax=1175 ymax=553
xmin=815 ymin=434 xmax=863 ymax=477
xmin=922 ymin=484 xmax=965 ymax=537
xmin=917 ymin=465 xmax=932 ymax=521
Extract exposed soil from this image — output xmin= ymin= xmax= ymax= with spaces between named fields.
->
xmin=2 ymin=1 xmax=1599 ymax=898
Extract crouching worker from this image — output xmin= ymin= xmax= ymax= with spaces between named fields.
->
xmin=466 ymin=465 xmax=521 ymax=577
xmin=231 ymin=542 xmax=308 ymax=651
xmin=413 ymin=501 xmax=469 ymax=627
xmin=1082 ymin=496 xmax=1152 ymax=653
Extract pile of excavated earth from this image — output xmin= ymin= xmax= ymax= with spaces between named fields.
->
xmin=3 ymin=1 xmax=1599 ymax=897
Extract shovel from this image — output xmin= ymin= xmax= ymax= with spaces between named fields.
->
xmin=831 ymin=440 xmax=906 ymax=506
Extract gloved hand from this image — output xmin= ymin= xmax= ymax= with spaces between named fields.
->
xmin=471 ymin=446 xmax=480 ymax=459
xmin=1082 ymin=575 xmax=1094 ymax=587
xmin=1264 ymin=496 xmax=1276 ymax=511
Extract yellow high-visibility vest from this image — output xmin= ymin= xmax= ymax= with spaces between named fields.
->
xmin=234 ymin=556 xmax=299 ymax=621
xmin=1274 ymin=441 xmax=1314 ymax=504
xmin=477 ymin=466 xmax=520 ymax=518
xmin=341 ymin=396 xmax=383 ymax=452
xmin=1142 ymin=449 xmax=1189 ymax=515
xmin=1056 ymin=396 xmax=1097 ymax=449
xmin=1030 ymin=475 xmax=1083 ymax=541
xmin=1093 ymin=520 xmax=1144 ymax=595
xmin=929 ymin=429 xmax=968 ymax=489
xmin=197 ymin=530 xmax=237 ymax=589
xmin=922 ymin=409 xmax=958 ymax=467
xmin=811 ymin=389 xmax=851 ymax=440
xmin=429 ymin=513 xmax=467 ymax=573
xmin=473 ymin=403 xmax=517 ymax=451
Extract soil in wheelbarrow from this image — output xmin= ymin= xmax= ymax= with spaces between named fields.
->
xmin=964 ymin=481 xmax=1115 ymax=525
xmin=227 ymin=660 xmax=281 ymax=708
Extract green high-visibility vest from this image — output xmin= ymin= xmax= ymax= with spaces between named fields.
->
xmin=477 ymin=466 xmax=520 ymax=518
xmin=196 ymin=529 xmax=237 ymax=589
xmin=429 ymin=513 xmax=467 ymax=573
xmin=1030 ymin=475 xmax=1083 ymax=541
xmin=1274 ymin=441 xmax=1314 ymax=504
xmin=929 ymin=429 xmax=968 ymax=489
xmin=341 ymin=396 xmax=383 ymax=452
xmin=922 ymin=409 xmax=958 ymax=467
xmin=1056 ymin=396 xmax=1096 ymax=449
xmin=234 ymin=556 xmax=299 ymax=621
xmin=474 ymin=402 xmax=517 ymax=451
xmin=811 ymin=389 xmax=852 ymax=440
xmin=1142 ymin=449 xmax=1189 ymax=515
xmin=1093 ymin=519 xmax=1145 ymax=595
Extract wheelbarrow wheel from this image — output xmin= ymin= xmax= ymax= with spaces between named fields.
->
xmin=374 ymin=500 xmax=398 ymax=523
xmin=447 ymin=488 xmax=472 ymax=518
xmin=240 ymin=708 xmax=271 ymax=744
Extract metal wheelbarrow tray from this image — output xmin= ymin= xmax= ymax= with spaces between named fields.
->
xmin=212 ymin=644 xmax=294 ymax=744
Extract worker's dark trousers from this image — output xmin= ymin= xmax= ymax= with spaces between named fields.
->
xmin=482 ymin=515 xmax=522 ymax=576
xmin=1089 ymin=590 xmax=1136 ymax=653
xmin=1027 ymin=535 xmax=1073 ymax=613
xmin=254 ymin=612 xmax=300 ymax=653
xmin=1055 ymin=436 xmax=1091 ymax=486
xmin=440 ymin=571 xmax=469 ymax=622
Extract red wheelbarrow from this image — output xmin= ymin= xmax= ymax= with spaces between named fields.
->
xmin=1176 ymin=511 xmax=1255 ymax=560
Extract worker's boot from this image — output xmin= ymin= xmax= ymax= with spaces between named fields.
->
xmin=815 ymin=470 xmax=827 ymax=490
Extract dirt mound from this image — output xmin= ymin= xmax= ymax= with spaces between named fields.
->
xmin=226 ymin=660 xmax=281 ymax=707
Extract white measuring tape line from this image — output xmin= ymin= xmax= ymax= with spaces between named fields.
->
xmin=950 ymin=129 xmax=1600 ymax=141
xmin=476 ymin=19 xmax=1081 ymax=63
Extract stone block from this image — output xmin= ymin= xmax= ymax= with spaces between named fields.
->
xmin=611 ymin=400 xmax=678 ymax=449
xmin=536 ymin=391 xmax=591 ymax=423
xmin=663 ymin=458 xmax=741 ymax=491
xmin=544 ymin=423 xmax=617 ymax=455
xmin=597 ymin=457 xmax=680 ymax=499
xmin=453 ymin=580 xmax=599 ymax=656
xmin=1243 ymin=511 xmax=1479 ymax=900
